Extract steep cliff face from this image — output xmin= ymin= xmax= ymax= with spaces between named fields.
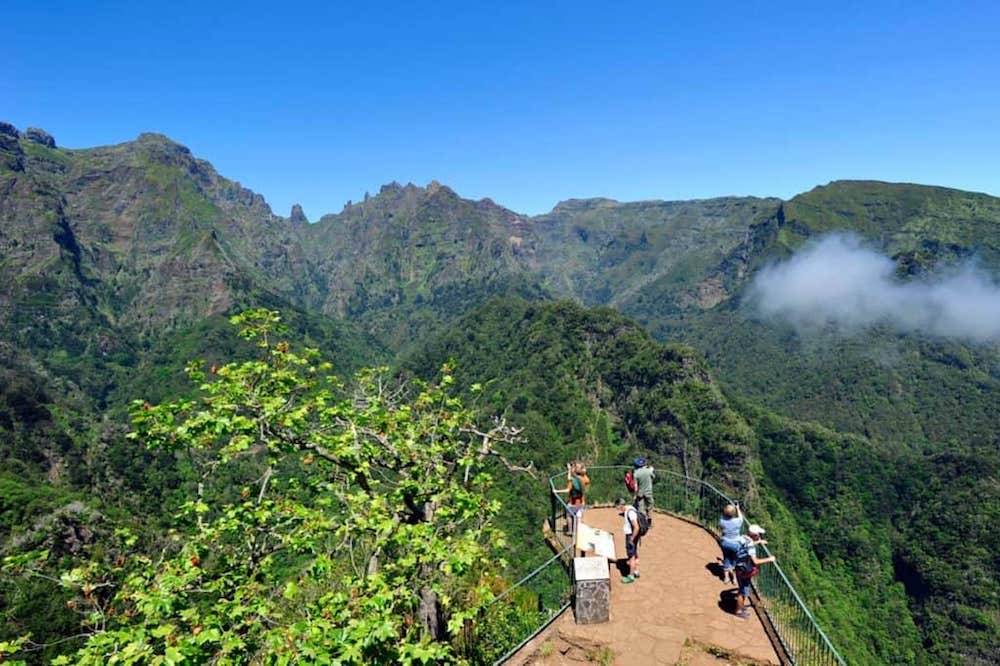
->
xmin=0 ymin=131 xmax=310 ymax=339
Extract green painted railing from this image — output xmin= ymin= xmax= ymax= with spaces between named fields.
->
xmin=543 ymin=465 xmax=847 ymax=666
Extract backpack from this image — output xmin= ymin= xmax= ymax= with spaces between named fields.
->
xmin=569 ymin=475 xmax=584 ymax=500
xmin=624 ymin=469 xmax=637 ymax=493
xmin=735 ymin=537 xmax=757 ymax=577
xmin=628 ymin=507 xmax=650 ymax=537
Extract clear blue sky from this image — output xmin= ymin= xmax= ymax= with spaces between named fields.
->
xmin=5 ymin=1 xmax=1000 ymax=218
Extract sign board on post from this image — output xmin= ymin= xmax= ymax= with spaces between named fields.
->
xmin=575 ymin=521 xmax=616 ymax=560
xmin=573 ymin=556 xmax=610 ymax=624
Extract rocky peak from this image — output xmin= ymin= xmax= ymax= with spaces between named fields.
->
xmin=425 ymin=180 xmax=459 ymax=201
xmin=24 ymin=127 xmax=56 ymax=148
xmin=136 ymin=132 xmax=192 ymax=157
xmin=0 ymin=122 xmax=24 ymax=171
xmin=290 ymin=203 xmax=308 ymax=224
xmin=0 ymin=121 xmax=20 ymax=138
xmin=551 ymin=197 xmax=620 ymax=213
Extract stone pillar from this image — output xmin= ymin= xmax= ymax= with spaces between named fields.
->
xmin=573 ymin=556 xmax=610 ymax=624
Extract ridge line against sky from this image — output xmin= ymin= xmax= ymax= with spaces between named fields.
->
xmin=6 ymin=1 xmax=1000 ymax=219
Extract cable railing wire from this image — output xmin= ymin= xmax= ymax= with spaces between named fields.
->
xmin=487 ymin=543 xmax=573 ymax=609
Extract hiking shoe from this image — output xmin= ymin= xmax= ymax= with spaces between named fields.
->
xmin=633 ymin=572 xmax=640 ymax=578
xmin=737 ymin=609 xmax=751 ymax=619
xmin=621 ymin=575 xmax=635 ymax=584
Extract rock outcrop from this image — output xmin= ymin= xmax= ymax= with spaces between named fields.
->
xmin=0 ymin=123 xmax=24 ymax=170
xmin=290 ymin=203 xmax=308 ymax=224
xmin=24 ymin=127 xmax=56 ymax=148
xmin=0 ymin=121 xmax=20 ymax=138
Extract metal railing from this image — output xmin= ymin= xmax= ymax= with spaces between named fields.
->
xmin=751 ymin=549 xmax=846 ymax=666
xmin=543 ymin=465 xmax=847 ymax=666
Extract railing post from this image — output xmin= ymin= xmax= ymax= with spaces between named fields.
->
xmin=549 ymin=482 xmax=556 ymax=533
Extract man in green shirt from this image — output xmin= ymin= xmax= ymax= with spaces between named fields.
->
xmin=633 ymin=458 xmax=655 ymax=527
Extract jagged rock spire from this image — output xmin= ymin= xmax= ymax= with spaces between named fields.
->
xmin=290 ymin=203 xmax=308 ymax=224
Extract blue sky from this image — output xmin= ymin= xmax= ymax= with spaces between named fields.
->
xmin=5 ymin=1 xmax=1000 ymax=218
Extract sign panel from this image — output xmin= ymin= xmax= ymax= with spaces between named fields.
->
xmin=575 ymin=521 xmax=616 ymax=560
xmin=573 ymin=556 xmax=610 ymax=581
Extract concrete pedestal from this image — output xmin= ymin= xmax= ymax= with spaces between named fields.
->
xmin=573 ymin=556 xmax=610 ymax=624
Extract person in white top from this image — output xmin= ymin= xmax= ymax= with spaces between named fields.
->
xmin=615 ymin=497 xmax=641 ymax=583
xmin=734 ymin=524 xmax=776 ymax=619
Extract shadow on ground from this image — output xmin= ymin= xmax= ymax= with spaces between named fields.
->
xmin=718 ymin=588 xmax=740 ymax=614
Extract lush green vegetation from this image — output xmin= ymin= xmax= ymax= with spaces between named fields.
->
xmin=2 ymin=311 xmax=527 ymax=664
xmin=405 ymin=297 xmax=998 ymax=663
xmin=4 ymin=289 xmax=994 ymax=663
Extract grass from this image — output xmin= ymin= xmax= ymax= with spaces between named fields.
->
xmin=587 ymin=646 xmax=615 ymax=665
xmin=21 ymin=140 xmax=73 ymax=168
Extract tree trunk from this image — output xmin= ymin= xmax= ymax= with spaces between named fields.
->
xmin=417 ymin=499 xmax=444 ymax=640
xmin=418 ymin=584 xmax=441 ymax=640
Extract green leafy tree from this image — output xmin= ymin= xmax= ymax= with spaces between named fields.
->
xmin=4 ymin=309 xmax=524 ymax=665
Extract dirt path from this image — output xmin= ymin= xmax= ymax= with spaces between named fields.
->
xmin=509 ymin=507 xmax=780 ymax=665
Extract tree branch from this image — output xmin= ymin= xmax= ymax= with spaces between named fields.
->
xmin=460 ymin=418 xmax=535 ymax=478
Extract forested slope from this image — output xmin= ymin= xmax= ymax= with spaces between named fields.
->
xmin=407 ymin=298 xmax=942 ymax=663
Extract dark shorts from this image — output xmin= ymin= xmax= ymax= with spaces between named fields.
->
xmin=626 ymin=536 xmax=640 ymax=558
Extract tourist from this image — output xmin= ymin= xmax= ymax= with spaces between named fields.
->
xmin=734 ymin=524 xmax=775 ymax=619
xmin=718 ymin=503 xmax=744 ymax=584
xmin=632 ymin=457 xmax=655 ymax=527
xmin=615 ymin=497 xmax=642 ymax=583
xmin=554 ymin=461 xmax=590 ymax=535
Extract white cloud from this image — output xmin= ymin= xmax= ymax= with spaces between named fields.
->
xmin=748 ymin=233 xmax=1000 ymax=343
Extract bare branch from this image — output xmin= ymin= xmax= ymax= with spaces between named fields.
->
xmin=256 ymin=466 xmax=274 ymax=505
xmin=482 ymin=450 xmax=536 ymax=478
xmin=460 ymin=417 xmax=535 ymax=478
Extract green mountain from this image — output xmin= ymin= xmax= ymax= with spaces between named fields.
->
xmin=1 ymin=125 xmax=997 ymax=663
xmin=299 ymin=181 xmax=547 ymax=347
xmin=652 ymin=181 xmax=1000 ymax=466
xmin=530 ymin=195 xmax=781 ymax=310
xmin=0 ymin=125 xmax=384 ymax=498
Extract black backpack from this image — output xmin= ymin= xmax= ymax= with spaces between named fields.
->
xmin=629 ymin=507 xmax=650 ymax=537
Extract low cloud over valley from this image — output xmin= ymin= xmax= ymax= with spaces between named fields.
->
xmin=749 ymin=233 xmax=1000 ymax=343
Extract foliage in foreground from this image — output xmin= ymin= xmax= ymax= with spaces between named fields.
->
xmin=2 ymin=309 xmax=522 ymax=665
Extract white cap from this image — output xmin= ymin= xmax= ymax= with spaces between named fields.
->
xmin=747 ymin=524 xmax=766 ymax=536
